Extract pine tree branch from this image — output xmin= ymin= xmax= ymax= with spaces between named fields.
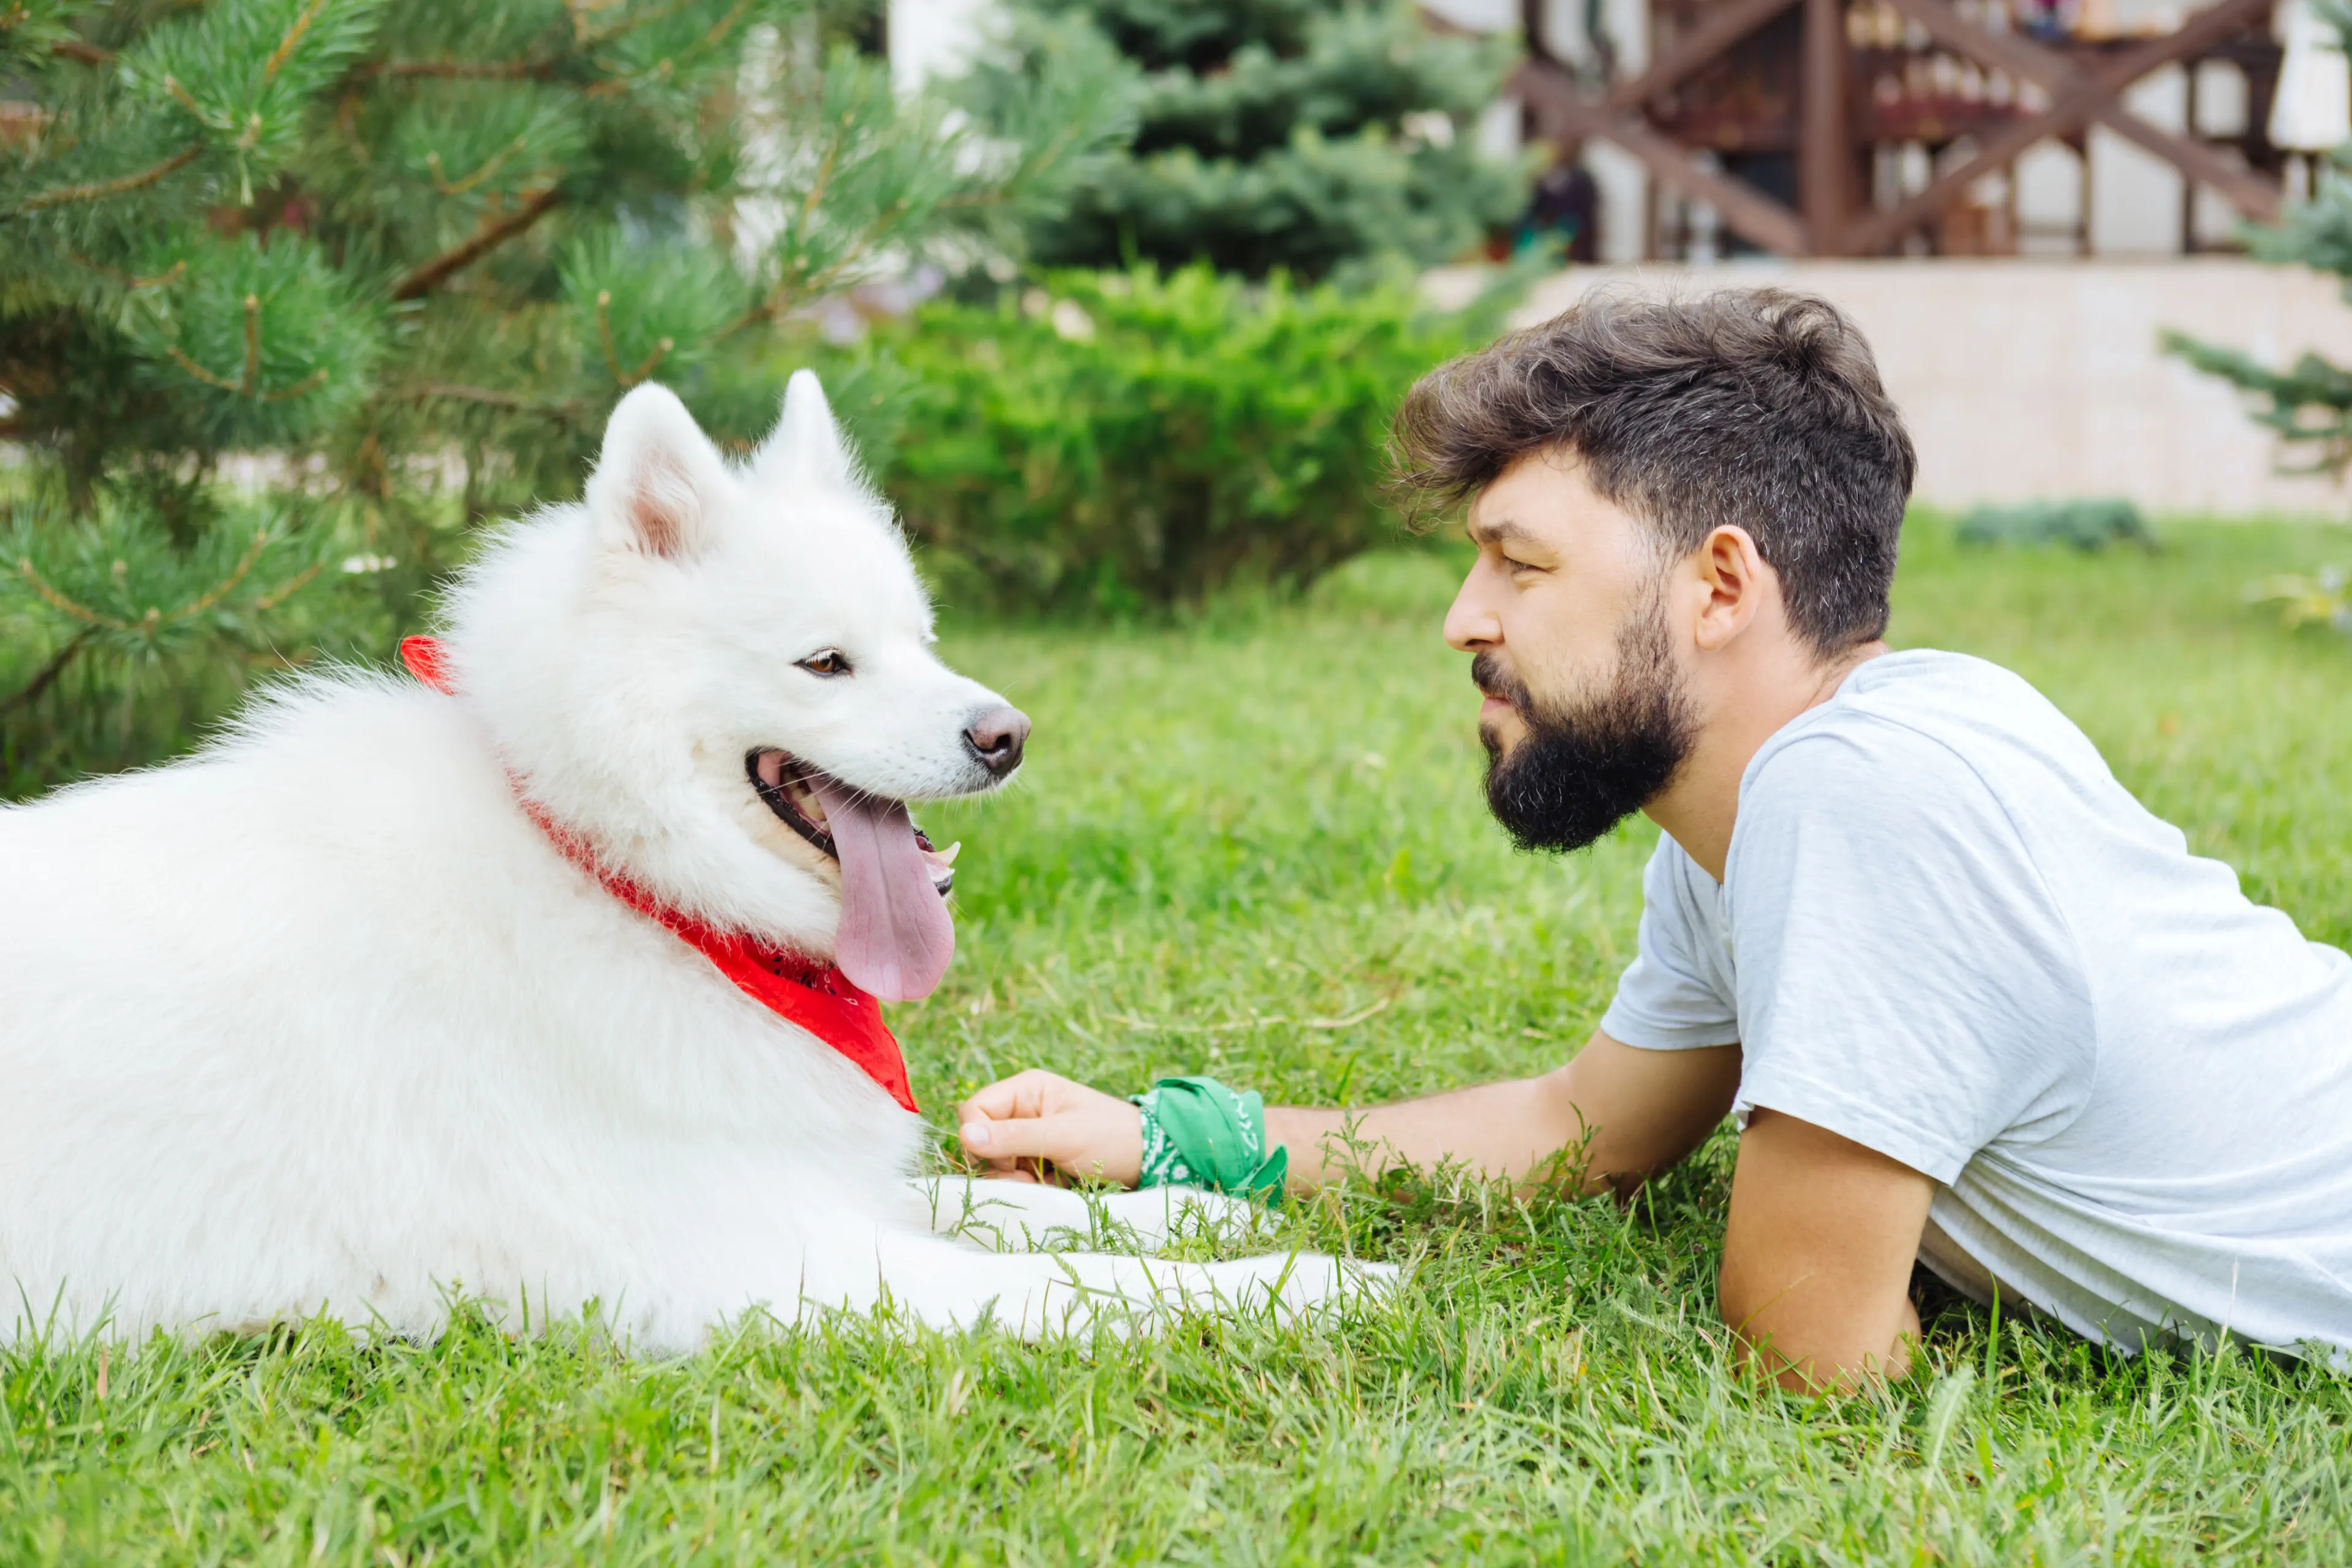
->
xmin=0 ymin=627 xmax=92 ymax=715
xmin=723 ymin=195 xmax=913 ymax=338
xmin=358 ymin=58 xmax=560 ymax=81
xmin=797 ymin=131 xmax=845 ymax=225
xmin=160 ymin=75 xmax=228 ymax=135
xmin=163 ymin=294 xmax=331 ymax=402
xmin=251 ymin=560 xmax=323 ymax=612
xmin=399 ymin=382 xmax=586 ymax=417
xmin=50 ymin=39 xmax=112 ymax=66
xmin=14 ymin=556 xmax=135 ymax=631
xmin=694 ymin=0 xmax=750 ymax=58
xmin=390 ymin=184 xmax=566 ymax=301
xmin=425 ymin=138 xmax=540 ymax=196
xmin=567 ymin=0 xmax=749 ymax=99
xmin=67 ymin=253 xmax=187 ymax=290
xmin=14 ymin=145 xmax=202 ymax=213
xmin=570 ymin=0 xmax=695 ymax=51
xmin=592 ymin=290 xmax=672 ymax=386
xmin=164 ymin=345 xmax=239 ymax=391
xmin=263 ymin=0 xmax=331 ymax=81
xmin=176 ymin=525 xmax=278 ymax=617
xmin=938 ymin=118 xmax=1093 ymax=212
xmin=14 ymin=526 xmax=285 ymax=642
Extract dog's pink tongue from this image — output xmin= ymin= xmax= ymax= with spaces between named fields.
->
xmin=810 ymin=776 xmax=954 ymax=1001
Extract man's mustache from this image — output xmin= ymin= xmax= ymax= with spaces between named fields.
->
xmin=1471 ymin=652 xmax=1529 ymax=715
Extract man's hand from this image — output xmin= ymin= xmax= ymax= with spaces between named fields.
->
xmin=1717 ymin=1108 xmax=1936 ymax=1392
xmin=957 ymin=1070 xmax=1144 ymax=1185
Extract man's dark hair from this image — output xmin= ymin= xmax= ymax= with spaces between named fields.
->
xmin=1392 ymin=287 xmax=1917 ymax=657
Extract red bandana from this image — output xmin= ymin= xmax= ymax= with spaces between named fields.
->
xmin=399 ymin=635 xmax=918 ymax=1113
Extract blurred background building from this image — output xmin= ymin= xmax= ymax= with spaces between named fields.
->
xmin=1471 ymin=0 xmax=2296 ymax=264
xmin=894 ymin=0 xmax=2352 ymax=514
xmin=896 ymin=0 xmax=2326 ymax=260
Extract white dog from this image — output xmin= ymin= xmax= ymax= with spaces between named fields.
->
xmin=0 ymin=374 xmax=1380 ymax=1351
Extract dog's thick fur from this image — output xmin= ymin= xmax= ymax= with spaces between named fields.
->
xmin=0 ymin=376 xmax=1373 ymax=1350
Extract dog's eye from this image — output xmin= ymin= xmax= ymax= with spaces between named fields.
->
xmin=796 ymin=649 xmax=852 ymax=677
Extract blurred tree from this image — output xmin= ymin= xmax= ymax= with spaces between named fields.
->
xmin=2163 ymin=188 xmax=2352 ymax=477
xmin=959 ymin=0 xmax=1528 ymax=282
xmin=2165 ymin=6 xmax=2352 ymax=482
xmin=0 ymin=0 xmax=1128 ymax=792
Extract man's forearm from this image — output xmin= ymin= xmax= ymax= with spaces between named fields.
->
xmin=1265 ymin=1069 xmax=1601 ymax=1193
xmin=1263 ymin=1035 xmax=1742 ymax=1197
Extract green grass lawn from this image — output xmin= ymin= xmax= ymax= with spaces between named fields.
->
xmin=12 ymin=518 xmax=2352 ymax=1564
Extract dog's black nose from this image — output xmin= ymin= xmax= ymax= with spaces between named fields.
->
xmin=965 ymin=706 xmax=1030 ymax=778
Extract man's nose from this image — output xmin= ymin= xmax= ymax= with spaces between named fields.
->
xmin=964 ymin=706 xmax=1030 ymax=778
xmin=1444 ymin=571 xmax=1501 ymax=652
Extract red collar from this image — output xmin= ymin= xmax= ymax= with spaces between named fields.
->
xmin=399 ymin=635 xmax=918 ymax=1114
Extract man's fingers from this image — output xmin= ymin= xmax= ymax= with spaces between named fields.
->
xmin=959 ymin=1110 xmax=1069 ymax=1163
xmin=957 ymin=1069 xmax=1072 ymax=1126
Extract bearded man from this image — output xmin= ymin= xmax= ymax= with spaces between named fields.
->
xmin=955 ymin=288 xmax=2352 ymax=1388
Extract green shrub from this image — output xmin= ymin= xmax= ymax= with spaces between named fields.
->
xmin=852 ymin=265 xmax=1502 ymax=614
xmin=1956 ymin=498 xmax=2157 ymax=553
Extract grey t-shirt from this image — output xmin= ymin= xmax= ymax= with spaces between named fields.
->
xmin=1600 ymin=649 xmax=2352 ymax=1358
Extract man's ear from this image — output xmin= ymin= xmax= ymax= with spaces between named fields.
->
xmin=752 ymin=369 xmax=861 ymax=491
xmin=1691 ymin=524 xmax=1770 ymax=651
xmin=587 ymin=383 xmax=733 ymax=560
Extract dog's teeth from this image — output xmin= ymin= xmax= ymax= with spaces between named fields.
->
xmin=936 ymin=841 xmax=961 ymax=865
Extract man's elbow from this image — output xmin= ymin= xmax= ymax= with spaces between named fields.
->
xmin=1717 ymin=1291 xmax=1917 ymax=1393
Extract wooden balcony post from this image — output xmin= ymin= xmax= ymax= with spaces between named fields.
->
xmin=1802 ymin=0 xmax=1852 ymax=254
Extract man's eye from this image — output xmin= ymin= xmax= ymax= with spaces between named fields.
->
xmin=797 ymin=649 xmax=852 ymax=677
xmin=1504 ymin=556 xmax=1537 ymax=574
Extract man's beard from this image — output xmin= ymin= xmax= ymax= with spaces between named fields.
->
xmin=1477 ymin=593 xmax=1697 ymax=854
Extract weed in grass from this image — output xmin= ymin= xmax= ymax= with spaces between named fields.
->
xmin=7 ymin=518 xmax=2352 ymax=1563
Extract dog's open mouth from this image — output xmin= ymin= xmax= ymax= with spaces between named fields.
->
xmin=747 ymin=749 xmax=957 ymax=897
xmin=745 ymin=746 xmax=961 ymax=1001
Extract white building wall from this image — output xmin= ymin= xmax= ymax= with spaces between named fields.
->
xmin=1589 ymin=143 xmax=1656 ymax=262
xmin=2015 ymin=140 xmax=2086 ymax=254
xmin=2089 ymin=68 xmax=2190 ymax=255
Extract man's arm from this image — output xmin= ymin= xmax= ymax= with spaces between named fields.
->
xmin=955 ymin=1030 xmax=1741 ymax=1199
xmin=1717 ymin=1108 xmax=1935 ymax=1391
xmin=1265 ymin=1032 xmax=1739 ymax=1194
xmin=959 ymin=1048 xmax=1938 ymax=1390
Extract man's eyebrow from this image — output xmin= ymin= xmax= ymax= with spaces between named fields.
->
xmin=1465 ymin=515 xmax=1544 ymax=550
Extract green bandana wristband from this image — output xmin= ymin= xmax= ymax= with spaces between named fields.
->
xmin=1129 ymin=1076 xmax=1288 ymax=1208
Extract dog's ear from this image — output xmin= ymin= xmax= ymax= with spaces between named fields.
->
xmin=752 ymin=369 xmax=859 ymax=490
xmin=587 ymin=383 xmax=733 ymax=560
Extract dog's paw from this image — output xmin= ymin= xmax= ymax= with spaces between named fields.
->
xmin=1086 ymin=1185 xmax=1275 ymax=1253
xmin=907 ymin=1175 xmax=1099 ymax=1253
xmin=1194 ymin=1249 xmax=1402 ymax=1322
xmin=908 ymin=1175 xmax=1286 ymax=1259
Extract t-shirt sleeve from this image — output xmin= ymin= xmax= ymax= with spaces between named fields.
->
xmin=1725 ymin=720 xmax=2094 ymax=1184
xmin=1600 ymin=835 xmax=1744 ymax=1051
